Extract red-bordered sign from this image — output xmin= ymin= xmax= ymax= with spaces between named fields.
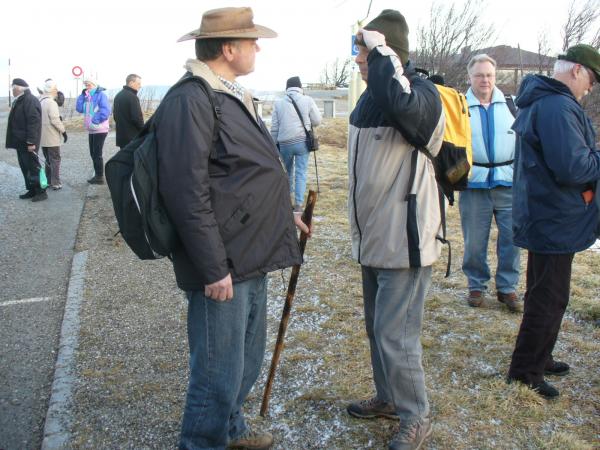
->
xmin=72 ymin=66 xmax=83 ymax=77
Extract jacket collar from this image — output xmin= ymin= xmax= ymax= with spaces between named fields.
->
xmin=466 ymin=86 xmax=506 ymax=107
xmin=184 ymin=58 xmax=257 ymax=119
xmin=123 ymin=85 xmax=138 ymax=94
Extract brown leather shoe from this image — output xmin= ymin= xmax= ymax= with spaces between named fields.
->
xmin=497 ymin=292 xmax=522 ymax=312
xmin=467 ymin=290 xmax=484 ymax=307
xmin=228 ymin=428 xmax=273 ymax=449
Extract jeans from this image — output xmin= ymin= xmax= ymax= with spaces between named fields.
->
xmin=459 ymin=187 xmax=520 ymax=293
xmin=279 ymin=141 xmax=309 ymax=208
xmin=508 ymin=252 xmax=574 ymax=384
xmin=43 ymin=146 xmax=61 ymax=186
xmin=179 ymin=276 xmax=268 ymax=450
xmin=88 ymin=132 xmax=107 ymax=176
xmin=361 ymin=265 xmax=432 ymax=420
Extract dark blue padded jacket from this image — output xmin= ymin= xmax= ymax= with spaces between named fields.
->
xmin=512 ymin=74 xmax=600 ymax=253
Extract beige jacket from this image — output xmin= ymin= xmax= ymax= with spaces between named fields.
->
xmin=40 ymin=94 xmax=65 ymax=147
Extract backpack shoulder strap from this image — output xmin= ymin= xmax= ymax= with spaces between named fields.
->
xmin=287 ymin=94 xmax=311 ymax=140
xmin=504 ymin=94 xmax=517 ymax=118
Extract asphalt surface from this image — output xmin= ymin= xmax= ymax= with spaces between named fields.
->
xmin=0 ymin=108 xmax=118 ymax=449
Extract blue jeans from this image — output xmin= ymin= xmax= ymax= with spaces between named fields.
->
xmin=179 ymin=276 xmax=268 ymax=450
xmin=459 ymin=187 xmax=520 ymax=293
xmin=279 ymin=141 xmax=309 ymax=207
xmin=361 ymin=265 xmax=432 ymax=420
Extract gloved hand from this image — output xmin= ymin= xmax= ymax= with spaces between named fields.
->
xmin=63 ymin=132 xmax=68 ymax=143
xmin=81 ymin=88 xmax=87 ymax=95
xmin=357 ymin=28 xmax=386 ymax=51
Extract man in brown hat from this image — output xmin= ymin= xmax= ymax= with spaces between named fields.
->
xmin=346 ymin=9 xmax=444 ymax=450
xmin=507 ymin=44 xmax=600 ymax=399
xmin=156 ymin=7 xmax=310 ymax=450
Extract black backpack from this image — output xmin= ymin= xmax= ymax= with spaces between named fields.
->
xmin=105 ymin=75 xmax=220 ymax=259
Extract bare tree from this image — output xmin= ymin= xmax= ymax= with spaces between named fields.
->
xmin=562 ymin=0 xmax=600 ymax=50
xmin=320 ymin=57 xmax=353 ymax=88
xmin=536 ymin=29 xmax=553 ymax=74
xmin=413 ymin=0 xmax=495 ymax=89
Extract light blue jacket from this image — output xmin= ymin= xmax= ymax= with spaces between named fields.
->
xmin=270 ymin=87 xmax=321 ymax=145
xmin=466 ymin=87 xmax=516 ymax=189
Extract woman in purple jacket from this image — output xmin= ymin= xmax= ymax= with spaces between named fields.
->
xmin=76 ymin=75 xmax=111 ymax=184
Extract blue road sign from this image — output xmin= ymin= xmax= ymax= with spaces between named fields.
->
xmin=351 ymin=35 xmax=359 ymax=56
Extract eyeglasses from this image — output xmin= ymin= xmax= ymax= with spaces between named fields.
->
xmin=585 ymin=67 xmax=596 ymax=86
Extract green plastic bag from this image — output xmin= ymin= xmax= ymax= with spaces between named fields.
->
xmin=39 ymin=166 xmax=48 ymax=189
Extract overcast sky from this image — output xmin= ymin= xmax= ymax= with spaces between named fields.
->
xmin=0 ymin=0 xmax=570 ymax=96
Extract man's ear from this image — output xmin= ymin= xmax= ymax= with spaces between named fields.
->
xmin=222 ymin=42 xmax=236 ymax=62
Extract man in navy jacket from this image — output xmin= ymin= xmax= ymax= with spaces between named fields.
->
xmin=507 ymin=44 xmax=600 ymax=399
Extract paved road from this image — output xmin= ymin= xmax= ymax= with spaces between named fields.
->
xmin=0 ymin=109 xmax=118 ymax=449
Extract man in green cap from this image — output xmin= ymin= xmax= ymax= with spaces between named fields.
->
xmin=507 ymin=43 xmax=600 ymax=399
xmin=346 ymin=9 xmax=444 ymax=450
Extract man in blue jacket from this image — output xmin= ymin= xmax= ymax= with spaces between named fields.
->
xmin=461 ymin=54 xmax=521 ymax=312
xmin=507 ymin=44 xmax=600 ymax=399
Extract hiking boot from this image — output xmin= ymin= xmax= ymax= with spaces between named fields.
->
xmin=19 ymin=190 xmax=35 ymax=199
xmin=389 ymin=416 xmax=432 ymax=450
xmin=31 ymin=191 xmax=48 ymax=202
xmin=497 ymin=292 xmax=522 ymax=312
xmin=87 ymin=175 xmax=105 ymax=185
xmin=545 ymin=360 xmax=570 ymax=376
xmin=51 ymin=183 xmax=63 ymax=190
xmin=506 ymin=377 xmax=560 ymax=399
xmin=467 ymin=290 xmax=484 ymax=307
xmin=227 ymin=428 xmax=273 ymax=449
xmin=347 ymin=397 xmax=399 ymax=419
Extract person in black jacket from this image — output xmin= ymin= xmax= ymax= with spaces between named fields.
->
xmin=113 ymin=74 xmax=144 ymax=148
xmin=5 ymin=78 xmax=46 ymax=202
xmin=160 ymin=7 xmax=310 ymax=450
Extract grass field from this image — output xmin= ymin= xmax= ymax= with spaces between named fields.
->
xmin=251 ymin=118 xmax=600 ymax=449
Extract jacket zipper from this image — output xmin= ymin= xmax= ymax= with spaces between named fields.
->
xmin=352 ymin=129 xmax=363 ymax=263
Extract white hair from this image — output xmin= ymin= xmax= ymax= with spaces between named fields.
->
xmin=553 ymin=59 xmax=576 ymax=75
xmin=12 ymin=85 xmax=27 ymax=94
xmin=467 ymin=54 xmax=497 ymax=73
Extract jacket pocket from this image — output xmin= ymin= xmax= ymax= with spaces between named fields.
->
xmin=221 ymin=194 xmax=254 ymax=238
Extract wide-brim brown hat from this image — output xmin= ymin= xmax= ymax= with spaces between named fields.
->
xmin=177 ymin=7 xmax=277 ymax=42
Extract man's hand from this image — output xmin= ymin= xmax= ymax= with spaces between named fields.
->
xmin=62 ymin=132 xmax=68 ymax=143
xmin=27 ymin=144 xmax=36 ymax=152
xmin=205 ymin=273 xmax=233 ymax=301
xmin=294 ymin=212 xmax=312 ymax=237
xmin=357 ymin=28 xmax=386 ymax=51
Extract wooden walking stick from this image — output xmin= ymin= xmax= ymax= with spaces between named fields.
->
xmin=260 ymin=189 xmax=317 ymax=417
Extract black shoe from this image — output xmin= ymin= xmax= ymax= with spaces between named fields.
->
xmin=19 ymin=190 xmax=35 ymax=199
xmin=31 ymin=191 xmax=48 ymax=202
xmin=87 ymin=175 xmax=105 ymax=185
xmin=532 ymin=380 xmax=560 ymax=399
xmin=507 ymin=377 xmax=559 ymax=399
xmin=544 ymin=361 xmax=570 ymax=376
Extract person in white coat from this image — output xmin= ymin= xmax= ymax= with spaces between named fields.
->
xmin=39 ymin=79 xmax=66 ymax=189
xmin=270 ymin=76 xmax=321 ymax=210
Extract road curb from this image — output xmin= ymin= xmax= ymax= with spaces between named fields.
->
xmin=41 ymin=249 xmax=88 ymax=449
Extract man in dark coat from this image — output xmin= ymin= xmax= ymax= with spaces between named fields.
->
xmin=112 ymin=74 xmax=144 ymax=148
xmin=507 ymin=44 xmax=600 ymax=399
xmin=5 ymin=78 xmax=46 ymax=202
xmin=159 ymin=7 xmax=310 ymax=450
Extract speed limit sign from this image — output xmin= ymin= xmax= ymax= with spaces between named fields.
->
xmin=72 ymin=66 xmax=83 ymax=77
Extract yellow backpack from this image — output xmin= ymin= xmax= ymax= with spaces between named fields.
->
xmin=430 ymin=84 xmax=472 ymax=206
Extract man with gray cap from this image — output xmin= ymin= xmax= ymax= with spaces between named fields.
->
xmin=158 ymin=7 xmax=310 ymax=450
xmin=5 ymin=78 xmax=45 ymax=201
xmin=507 ymin=44 xmax=600 ymax=399
xmin=347 ymin=9 xmax=444 ymax=450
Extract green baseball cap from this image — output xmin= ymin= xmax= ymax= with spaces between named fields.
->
xmin=558 ymin=44 xmax=600 ymax=82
